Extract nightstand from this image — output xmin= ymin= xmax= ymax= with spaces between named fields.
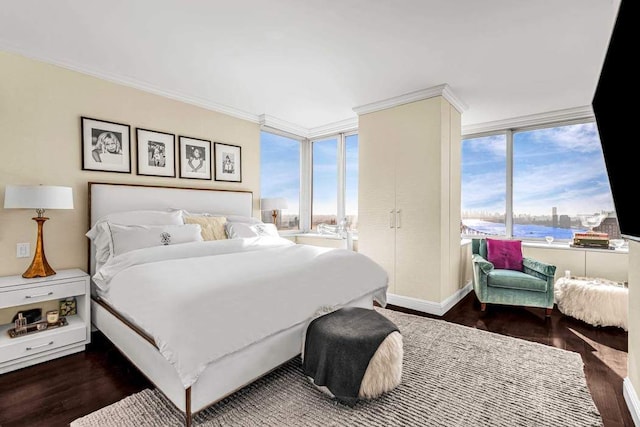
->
xmin=0 ymin=269 xmax=90 ymax=374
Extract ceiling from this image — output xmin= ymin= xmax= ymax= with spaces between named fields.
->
xmin=0 ymin=0 xmax=621 ymax=135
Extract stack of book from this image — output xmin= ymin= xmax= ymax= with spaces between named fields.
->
xmin=572 ymin=231 xmax=610 ymax=248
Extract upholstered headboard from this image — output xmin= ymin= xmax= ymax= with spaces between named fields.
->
xmin=88 ymin=182 xmax=253 ymax=276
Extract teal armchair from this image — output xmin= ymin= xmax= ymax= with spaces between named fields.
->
xmin=471 ymin=238 xmax=557 ymax=317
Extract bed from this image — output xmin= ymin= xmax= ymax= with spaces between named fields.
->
xmin=87 ymin=182 xmax=388 ymax=426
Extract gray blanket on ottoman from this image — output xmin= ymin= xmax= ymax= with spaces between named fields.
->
xmin=302 ymin=307 xmax=399 ymax=406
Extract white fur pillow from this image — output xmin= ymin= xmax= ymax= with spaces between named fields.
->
xmin=183 ymin=215 xmax=228 ymax=241
xmin=108 ymin=223 xmax=203 ymax=257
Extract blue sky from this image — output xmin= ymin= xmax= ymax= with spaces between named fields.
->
xmin=263 ymin=123 xmax=613 ymax=220
xmin=260 ymin=132 xmax=300 ymax=215
xmin=261 ymin=133 xmax=358 ymax=216
xmin=461 ymin=122 xmax=615 ymax=217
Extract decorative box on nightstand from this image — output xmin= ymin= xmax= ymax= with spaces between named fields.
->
xmin=0 ymin=269 xmax=90 ymax=374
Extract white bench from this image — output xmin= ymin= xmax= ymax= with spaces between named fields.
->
xmin=554 ymin=276 xmax=628 ymax=330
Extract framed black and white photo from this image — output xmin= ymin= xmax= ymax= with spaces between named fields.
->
xmin=214 ymin=142 xmax=242 ymax=182
xmin=81 ymin=116 xmax=131 ymax=173
xmin=136 ymin=128 xmax=176 ymax=177
xmin=179 ymin=136 xmax=212 ymax=180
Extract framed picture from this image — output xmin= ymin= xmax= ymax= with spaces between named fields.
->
xmin=136 ymin=128 xmax=176 ymax=177
xmin=81 ymin=116 xmax=131 ymax=173
xmin=214 ymin=142 xmax=242 ymax=182
xmin=179 ymin=136 xmax=212 ymax=180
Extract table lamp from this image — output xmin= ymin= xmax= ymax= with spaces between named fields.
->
xmin=4 ymin=185 xmax=74 ymax=278
xmin=261 ymin=197 xmax=288 ymax=225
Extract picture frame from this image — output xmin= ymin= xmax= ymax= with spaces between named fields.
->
xmin=136 ymin=128 xmax=176 ymax=177
xmin=214 ymin=142 xmax=242 ymax=182
xmin=178 ymin=136 xmax=212 ymax=180
xmin=81 ymin=116 xmax=131 ymax=173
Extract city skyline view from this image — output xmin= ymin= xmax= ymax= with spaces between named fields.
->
xmin=263 ymin=122 xmax=618 ymax=239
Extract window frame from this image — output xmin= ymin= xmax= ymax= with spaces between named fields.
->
xmin=260 ymin=129 xmax=358 ymax=234
xmin=259 ymin=128 xmax=304 ymax=234
xmin=461 ymin=117 xmax=617 ymax=241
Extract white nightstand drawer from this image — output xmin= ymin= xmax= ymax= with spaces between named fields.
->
xmin=0 ymin=280 xmax=86 ymax=309
xmin=0 ymin=321 xmax=86 ymax=362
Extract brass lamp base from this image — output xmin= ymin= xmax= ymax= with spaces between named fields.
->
xmin=22 ymin=217 xmax=56 ymax=278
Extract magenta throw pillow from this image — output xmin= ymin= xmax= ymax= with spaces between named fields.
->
xmin=486 ymin=238 xmax=523 ymax=271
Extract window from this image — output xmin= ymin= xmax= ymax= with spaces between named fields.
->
xmin=261 ymin=130 xmax=358 ymax=233
xmin=312 ymin=137 xmax=338 ymax=228
xmin=310 ymin=133 xmax=359 ymax=232
xmin=462 ymin=121 xmax=620 ymax=241
xmin=461 ymin=134 xmax=507 ymax=236
xmin=260 ymin=132 xmax=300 ymax=230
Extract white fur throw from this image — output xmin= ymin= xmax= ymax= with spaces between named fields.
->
xmin=554 ymin=277 xmax=628 ymax=330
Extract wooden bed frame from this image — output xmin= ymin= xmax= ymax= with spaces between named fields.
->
xmin=87 ymin=182 xmax=379 ymax=426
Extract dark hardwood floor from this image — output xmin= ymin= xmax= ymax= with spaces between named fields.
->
xmin=0 ymin=293 xmax=632 ymax=427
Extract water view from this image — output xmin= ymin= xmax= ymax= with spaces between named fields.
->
xmin=463 ymin=219 xmax=587 ymax=240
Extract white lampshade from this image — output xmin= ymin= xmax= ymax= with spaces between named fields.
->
xmin=4 ymin=185 xmax=74 ymax=210
xmin=261 ymin=197 xmax=288 ymax=211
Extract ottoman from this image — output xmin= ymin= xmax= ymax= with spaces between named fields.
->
xmin=554 ymin=276 xmax=628 ymax=330
xmin=302 ymin=307 xmax=403 ymax=406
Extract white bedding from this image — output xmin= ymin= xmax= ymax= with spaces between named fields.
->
xmin=94 ymin=236 xmax=388 ymax=388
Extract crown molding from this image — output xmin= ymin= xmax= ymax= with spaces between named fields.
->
xmin=260 ymin=115 xmax=359 ymax=140
xmin=1 ymin=41 xmax=260 ymax=124
xmin=259 ymin=114 xmax=310 ymax=139
xmin=353 ymin=83 xmax=468 ymax=116
xmin=308 ymin=117 xmax=358 ymax=140
xmin=441 ymin=85 xmax=469 ymax=114
xmin=462 ymin=105 xmax=595 ymax=136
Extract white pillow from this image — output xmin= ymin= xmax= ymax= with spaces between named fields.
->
xmin=91 ymin=209 xmax=183 ymax=229
xmin=225 ymin=222 xmax=279 ymax=239
xmin=86 ymin=209 xmax=184 ymax=268
xmin=226 ymin=215 xmax=263 ymax=225
xmin=109 ymin=223 xmax=203 ymax=257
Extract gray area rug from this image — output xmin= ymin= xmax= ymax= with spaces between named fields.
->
xmin=71 ymin=308 xmax=603 ymax=426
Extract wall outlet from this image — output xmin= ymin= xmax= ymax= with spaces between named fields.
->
xmin=17 ymin=243 xmax=30 ymax=258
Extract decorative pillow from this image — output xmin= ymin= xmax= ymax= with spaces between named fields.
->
xmin=86 ymin=209 xmax=184 ymax=268
xmin=225 ymin=222 xmax=279 ymax=239
xmin=108 ymin=223 xmax=203 ymax=257
xmin=486 ymin=238 xmax=523 ymax=271
xmin=183 ymin=215 xmax=228 ymax=241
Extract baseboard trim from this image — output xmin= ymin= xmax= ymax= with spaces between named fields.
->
xmin=386 ymin=281 xmax=473 ymax=316
xmin=624 ymin=377 xmax=640 ymax=426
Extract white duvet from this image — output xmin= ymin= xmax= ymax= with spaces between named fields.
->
xmin=94 ymin=236 xmax=388 ymax=388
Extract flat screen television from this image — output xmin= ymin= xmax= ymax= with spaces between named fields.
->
xmin=592 ymin=0 xmax=638 ymax=242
